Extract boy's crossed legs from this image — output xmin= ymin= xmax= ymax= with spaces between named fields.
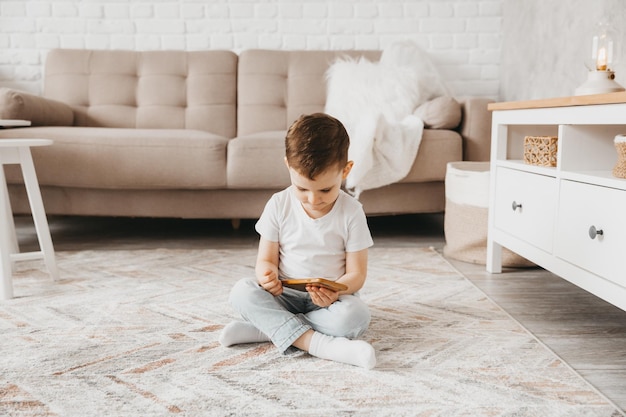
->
xmin=220 ymin=321 xmax=376 ymax=369
xmin=220 ymin=278 xmax=376 ymax=369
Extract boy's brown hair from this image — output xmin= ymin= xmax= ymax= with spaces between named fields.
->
xmin=285 ymin=112 xmax=350 ymax=180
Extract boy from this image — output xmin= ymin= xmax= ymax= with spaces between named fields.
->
xmin=219 ymin=113 xmax=376 ymax=369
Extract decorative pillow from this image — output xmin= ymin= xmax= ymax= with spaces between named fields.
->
xmin=0 ymin=88 xmax=74 ymax=126
xmin=413 ymin=96 xmax=462 ymax=130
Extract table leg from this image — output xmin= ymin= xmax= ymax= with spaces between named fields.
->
xmin=486 ymin=237 xmax=503 ymax=274
xmin=18 ymin=148 xmax=59 ymax=281
xmin=1 ymin=170 xmax=19 ymax=275
xmin=0 ymin=166 xmax=14 ymax=299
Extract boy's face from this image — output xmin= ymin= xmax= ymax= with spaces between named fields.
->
xmin=286 ymin=160 xmax=353 ymax=219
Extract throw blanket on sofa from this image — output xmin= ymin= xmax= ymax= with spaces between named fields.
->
xmin=325 ymin=41 xmax=450 ymax=197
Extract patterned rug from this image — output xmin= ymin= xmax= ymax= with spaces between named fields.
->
xmin=1 ymin=247 xmax=623 ymax=417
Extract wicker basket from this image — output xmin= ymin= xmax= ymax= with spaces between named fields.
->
xmin=444 ymin=162 xmax=534 ymax=267
xmin=613 ymin=135 xmax=626 ymax=179
xmin=524 ymin=136 xmax=558 ymax=167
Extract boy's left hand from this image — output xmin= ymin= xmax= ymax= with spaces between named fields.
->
xmin=306 ymin=285 xmax=339 ymax=307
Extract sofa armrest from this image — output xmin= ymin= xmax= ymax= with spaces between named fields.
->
xmin=0 ymin=88 xmax=74 ymax=126
xmin=457 ymin=97 xmax=494 ymax=162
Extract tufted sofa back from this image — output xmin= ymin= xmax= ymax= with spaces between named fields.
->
xmin=237 ymin=49 xmax=381 ymax=136
xmin=43 ymin=49 xmax=238 ymax=138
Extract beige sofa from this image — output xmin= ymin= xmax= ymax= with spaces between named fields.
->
xmin=0 ymin=48 xmax=492 ymax=220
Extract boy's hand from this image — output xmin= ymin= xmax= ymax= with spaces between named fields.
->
xmin=259 ymin=269 xmax=283 ymax=296
xmin=307 ymin=285 xmax=339 ymax=307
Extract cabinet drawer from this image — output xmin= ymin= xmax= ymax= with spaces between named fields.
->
xmin=555 ymin=180 xmax=626 ymax=288
xmin=493 ymin=167 xmax=556 ymax=252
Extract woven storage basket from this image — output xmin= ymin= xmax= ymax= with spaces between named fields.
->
xmin=524 ymin=136 xmax=558 ymax=167
xmin=443 ymin=162 xmax=534 ymax=267
xmin=614 ymin=134 xmax=626 ymax=178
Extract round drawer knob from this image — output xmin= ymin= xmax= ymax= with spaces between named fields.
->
xmin=588 ymin=225 xmax=604 ymax=240
xmin=511 ymin=201 xmax=522 ymax=211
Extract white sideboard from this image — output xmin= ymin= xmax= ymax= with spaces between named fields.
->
xmin=486 ymin=92 xmax=626 ymax=312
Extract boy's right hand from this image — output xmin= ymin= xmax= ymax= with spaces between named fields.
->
xmin=258 ymin=269 xmax=283 ymax=296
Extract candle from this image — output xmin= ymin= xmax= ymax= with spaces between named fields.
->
xmin=596 ymin=46 xmax=608 ymax=71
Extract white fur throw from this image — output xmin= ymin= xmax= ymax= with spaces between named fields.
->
xmin=325 ymin=41 xmax=450 ymax=196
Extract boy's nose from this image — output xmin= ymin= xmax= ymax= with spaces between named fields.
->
xmin=309 ymin=193 xmax=322 ymax=204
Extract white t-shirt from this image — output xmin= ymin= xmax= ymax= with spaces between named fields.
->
xmin=255 ymin=187 xmax=374 ymax=280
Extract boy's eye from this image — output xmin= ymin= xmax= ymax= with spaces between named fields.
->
xmin=295 ymin=186 xmax=332 ymax=193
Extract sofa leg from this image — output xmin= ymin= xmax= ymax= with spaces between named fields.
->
xmin=231 ymin=218 xmax=241 ymax=230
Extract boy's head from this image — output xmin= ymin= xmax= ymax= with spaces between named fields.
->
xmin=284 ymin=113 xmax=354 ymax=218
xmin=285 ymin=113 xmax=350 ymax=180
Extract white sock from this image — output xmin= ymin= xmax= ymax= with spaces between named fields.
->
xmin=219 ymin=321 xmax=270 ymax=347
xmin=308 ymin=332 xmax=376 ymax=369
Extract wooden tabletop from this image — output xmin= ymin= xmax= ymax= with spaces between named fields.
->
xmin=0 ymin=119 xmax=31 ymax=127
xmin=488 ymin=91 xmax=626 ymax=111
xmin=0 ymin=139 xmax=52 ymax=148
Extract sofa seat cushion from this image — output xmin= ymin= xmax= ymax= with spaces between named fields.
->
xmin=227 ymin=131 xmax=291 ymax=189
xmin=226 ymin=128 xmax=462 ymax=190
xmin=0 ymin=127 xmax=228 ymax=189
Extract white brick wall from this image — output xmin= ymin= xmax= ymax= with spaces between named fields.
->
xmin=0 ymin=0 xmax=502 ymax=98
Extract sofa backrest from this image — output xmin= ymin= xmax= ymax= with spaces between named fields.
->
xmin=43 ymin=49 xmax=238 ymax=138
xmin=237 ymin=49 xmax=381 ymax=136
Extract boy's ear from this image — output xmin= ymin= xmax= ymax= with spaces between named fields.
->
xmin=342 ymin=161 xmax=354 ymax=179
xmin=284 ymin=156 xmax=289 ymax=168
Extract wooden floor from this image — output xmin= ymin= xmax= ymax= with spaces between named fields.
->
xmin=14 ymin=213 xmax=626 ymax=412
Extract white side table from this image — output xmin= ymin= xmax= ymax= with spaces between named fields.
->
xmin=0 ymin=139 xmax=58 ymax=299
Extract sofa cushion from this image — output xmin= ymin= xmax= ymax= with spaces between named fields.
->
xmin=43 ymin=49 xmax=238 ymax=138
xmin=227 ymin=131 xmax=290 ymax=188
xmin=0 ymin=88 xmax=74 ymax=126
xmin=237 ymin=49 xmax=381 ymax=136
xmin=1 ymin=127 xmax=228 ymax=189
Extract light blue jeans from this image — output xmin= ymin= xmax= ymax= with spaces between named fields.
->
xmin=228 ymin=278 xmax=372 ymax=353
